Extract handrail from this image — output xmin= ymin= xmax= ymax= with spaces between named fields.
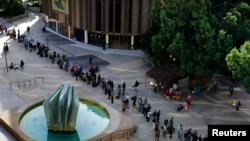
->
xmin=9 ymin=77 xmax=45 ymax=89
xmin=92 ymin=126 xmax=138 ymax=141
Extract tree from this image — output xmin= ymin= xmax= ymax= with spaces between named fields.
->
xmin=226 ymin=41 xmax=250 ymax=93
xmin=0 ymin=0 xmax=24 ymax=17
xmin=150 ymin=0 xmax=250 ymax=75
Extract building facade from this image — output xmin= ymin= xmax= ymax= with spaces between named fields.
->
xmin=42 ymin=0 xmax=152 ymax=49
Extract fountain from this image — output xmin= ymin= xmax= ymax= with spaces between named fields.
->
xmin=0 ymin=82 xmax=135 ymax=141
xmin=18 ymin=82 xmax=109 ymax=141
xmin=43 ymin=82 xmax=79 ymax=132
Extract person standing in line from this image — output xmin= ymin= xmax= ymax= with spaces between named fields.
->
xmin=110 ymin=89 xmax=114 ymax=104
xmin=156 ymin=110 xmax=161 ymax=122
xmin=107 ymin=86 xmax=112 ymax=99
xmin=155 ymin=128 xmax=160 ymax=141
xmin=20 ymin=60 xmax=25 ymax=70
xmin=122 ymin=81 xmax=126 ymax=91
xmin=165 ymin=89 xmax=170 ymax=100
xmin=178 ymin=124 xmax=184 ymax=141
xmin=167 ymin=117 xmax=174 ymax=139
xmin=164 ymin=118 xmax=168 ymax=126
xmin=75 ymin=67 xmax=79 ymax=81
xmin=131 ymin=95 xmax=137 ymax=112
xmin=144 ymin=97 xmax=148 ymax=105
xmin=89 ymin=55 xmax=93 ymax=65
xmin=122 ymin=100 xmax=126 ymax=111
xmin=187 ymin=93 xmax=192 ymax=105
xmin=162 ymin=124 xmax=167 ymax=138
xmin=117 ymin=84 xmax=122 ymax=98
xmin=146 ymin=110 xmax=151 ymax=122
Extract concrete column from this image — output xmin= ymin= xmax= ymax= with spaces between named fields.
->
xmin=55 ymin=21 xmax=58 ymax=32
xmin=131 ymin=35 xmax=134 ymax=50
xmin=141 ymin=0 xmax=150 ymax=33
xmin=131 ymin=0 xmax=139 ymax=34
xmin=84 ymin=30 xmax=88 ymax=43
xmin=46 ymin=16 xmax=49 ymax=23
xmin=68 ymin=25 xmax=71 ymax=38
xmin=105 ymin=34 xmax=109 ymax=49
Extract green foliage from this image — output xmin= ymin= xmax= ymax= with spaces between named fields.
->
xmin=226 ymin=41 xmax=250 ymax=93
xmin=0 ymin=0 xmax=24 ymax=17
xmin=150 ymin=0 xmax=250 ymax=76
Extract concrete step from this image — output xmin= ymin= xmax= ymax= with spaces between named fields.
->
xmin=113 ymin=138 xmax=130 ymax=141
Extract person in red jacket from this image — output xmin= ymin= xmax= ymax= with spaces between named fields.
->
xmin=187 ymin=93 xmax=192 ymax=105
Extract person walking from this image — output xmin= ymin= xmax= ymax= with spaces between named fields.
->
xmin=229 ymin=83 xmax=234 ymax=96
xmin=231 ymin=97 xmax=237 ymax=108
xmin=89 ymin=55 xmax=93 ymax=65
xmin=20 ymin=60 xmax=25 ymax=70
xmin=183 ymin=100 xmax=188 ymax=110
xmin=27 ymin=26 xmax=30 ymax=34
xmin=236 ymin=100 xmax=241 ymax=111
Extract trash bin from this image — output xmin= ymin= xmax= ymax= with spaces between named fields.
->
xmin=194 ymin=85 xmax=201 ymax=95
xmin=25 ymin=11 xmax=29 ymax=17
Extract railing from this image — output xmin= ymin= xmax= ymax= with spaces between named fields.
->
xmin=9 ymin=77 xmax=45 ymax=89
xmin=92 ymin=126 xmax=138 ymax=141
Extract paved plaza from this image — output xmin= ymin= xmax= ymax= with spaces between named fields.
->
xmin=1 ymin=11 xmax=250 ymax=141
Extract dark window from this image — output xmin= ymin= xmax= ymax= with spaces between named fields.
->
xmin=109 ymin=0 xmax=113 ymax=32
xmin=115 ymin=0 xmax=121 ymax=32
xmin=96 ymin=0 xmax=102 ymax=31
xmin=128 ymin=0 xmax=132 ymax=33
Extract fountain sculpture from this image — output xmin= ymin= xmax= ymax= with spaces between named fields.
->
xmin=0 ymin=81 xmax=134 ymax=141
xmin=43 ymin=82 xmax=79 ymax=132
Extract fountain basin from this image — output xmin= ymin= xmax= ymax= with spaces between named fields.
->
xmin=19 ymin=99 xmax=110 ymax=141
xmin=0 ymin=87 xmax=135 ymax=141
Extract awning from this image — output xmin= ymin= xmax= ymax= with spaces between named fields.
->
xmin=146 ymin=67 xmax=187 ymax=86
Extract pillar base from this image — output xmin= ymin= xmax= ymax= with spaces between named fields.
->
xmin=131 ymin=45 xmax=134 ymax=50
xmin=104 ymin=44 xmax=109 ymax=50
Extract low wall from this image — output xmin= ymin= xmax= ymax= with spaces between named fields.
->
xmin=26 ymin=7 xmax=41 ymax=13
xmin=9 ymin=13 xmax=26 ymax=22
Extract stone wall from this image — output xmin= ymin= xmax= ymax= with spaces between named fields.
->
xmin=26 ymin=7 xmax=41 ymax=13
xmin=9 ymin=14 xmax=26 ymax=22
